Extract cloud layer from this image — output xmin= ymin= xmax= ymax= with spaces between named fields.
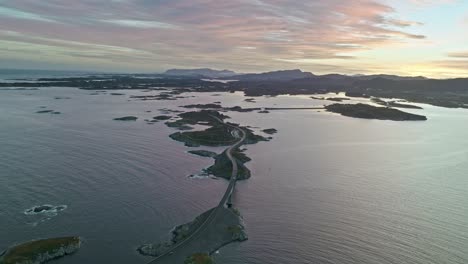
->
xmin=0 ymin=0 xmax=466 ymax=77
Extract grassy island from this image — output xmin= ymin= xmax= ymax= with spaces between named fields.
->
xmin=0 ymin=237 xmax=80 ymax=264
xmin=325 ymin=103 xmax=427 ymax=121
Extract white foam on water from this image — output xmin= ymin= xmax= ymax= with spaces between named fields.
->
xmin=23 ymin=204 xmax=68 ymax=216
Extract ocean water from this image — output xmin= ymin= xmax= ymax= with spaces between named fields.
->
xmin=0 ymin=80 xmax=467 ymax=263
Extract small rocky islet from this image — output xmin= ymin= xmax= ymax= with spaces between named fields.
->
xmin=113 ymin=116 xmax=138 ymax=121
xmin=262 ymin=128 xmax=278 ymax=135
xmin=24 ymin=204 xmax=67 ymax=215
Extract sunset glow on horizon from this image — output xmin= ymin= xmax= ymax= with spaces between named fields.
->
xmin=1 ymin=0 xmax=468 ymax=78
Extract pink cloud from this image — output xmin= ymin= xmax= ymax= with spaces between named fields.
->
xmin=0 ymin=0 xmax=428 ymax=72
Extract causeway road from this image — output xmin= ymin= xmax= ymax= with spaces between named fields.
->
xmin=145 ymin=115 xmax=246 ymax=264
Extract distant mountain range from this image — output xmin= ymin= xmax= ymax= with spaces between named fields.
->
xmin=162 ymin=68 xmax=427 ymax=82
xmin=164 ymin=68 xmax=237 ymax=78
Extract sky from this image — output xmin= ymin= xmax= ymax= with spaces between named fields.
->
xmin=0 ymin=0 xmax=467 ymax=78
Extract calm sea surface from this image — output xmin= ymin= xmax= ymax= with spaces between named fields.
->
xmin=1 ymin=77 xmax=467 ymax=263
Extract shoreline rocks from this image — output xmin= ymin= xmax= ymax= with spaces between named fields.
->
xmin=0 ymin=237 xmax=81 ymax=264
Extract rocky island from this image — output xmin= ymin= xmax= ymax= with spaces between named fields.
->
xmin=113 ymin=116 xmax=138 ymax=121
xmin=137 ymin=207 xmax=246 ymax=263
xmin=325 ymin=103 xmax=427 ymax=121
xmin=0 ymin=237 xmax=81 ymax=264
xmin=167 ymin=110 xmax=267 ymax=147
xmin=206 ymin=149 xmax=252 ymax=180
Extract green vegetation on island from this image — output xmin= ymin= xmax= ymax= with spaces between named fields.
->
xmin=325 ymin=103 xmax=427 ymax=121
xmin=0 ymin=237 xmax=80 ymax=264
xmin=206 ymin=149 xmax=251 ymax=180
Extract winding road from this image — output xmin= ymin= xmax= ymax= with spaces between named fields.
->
xmin=145 ymin=115 xmax=246 ymax=264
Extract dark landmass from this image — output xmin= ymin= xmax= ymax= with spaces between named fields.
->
xmin=54 ymin=97 xmax=71 ymax=100
xmin=229 ymin=69 xmax=313 ymax=81
xmin=371 ymin=98 xmax=423 ymax=109
xmin=206 ymin=149 xmax=251 ymax=180
xmin=170 ymin=125 xmax=237 ymax=147
xmin=4 ymin=69 xmax=468 ymax=109
xmin=326 ymin=97 xmax=350 ymax=102
xmin=165 ymin=122 xmax=193 ymax=130
xmin=258 ymin=110 xmax=269 ymax=113
xmin=159 ymin=108 xmax=183 ymax=114
xmin=130 ymin=93 xmax=177 ymax=101
xmin=36 ymin=110 xmax=54 ymax=114
xmin=153 ymin=115 xmax=172 ymax=121
xmin=181 ymin=103 xmax=260 ymax=113
xmin=164 ymin=68 xmax=237 ymax=78
xmin=353 ymin=74 xmax=427 ymax=81
xmin=137 ymin=207 xmax=246 ymax=262
xmin=165 ymin=110 xmax=228 ymax=132
xmin=113 ymin=116 xmax=138 ymax=121
xmin=168 ymin=116 xmax=267 ymax=147
xmin=262 ymin=128 xmax=278 ymax=134
xmin=188 ymin=150 xmax=218 ymax=158
xmin=166 ymin=110 xmax=229 ymax=127
xmin=166 ymin=110 xmax=265 ymax=179
xmin=182 ymin=104 xmax=223 ymax=109
xmin=310 ymin=96 xmax=324 ymax=100
xmin=325 ymin=103 xmax=427 ymax=121
xmin=0 ymin=237 xmax=80 ymax=264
